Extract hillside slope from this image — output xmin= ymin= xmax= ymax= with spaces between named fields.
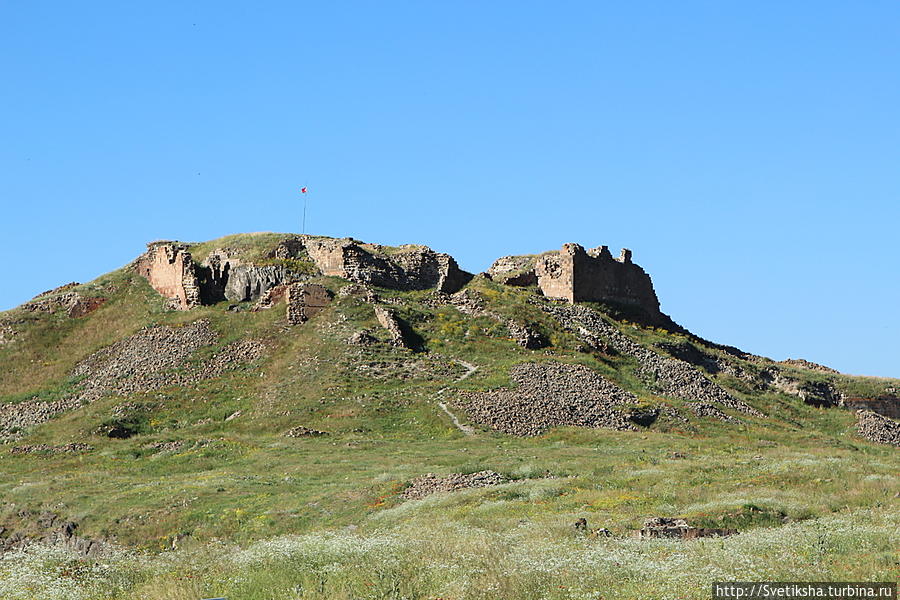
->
xmin=0 ymin=232 xmax=896 ymax=599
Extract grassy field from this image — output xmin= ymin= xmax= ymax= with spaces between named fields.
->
xmin=0 ymin=233 xmax=896 ymax=599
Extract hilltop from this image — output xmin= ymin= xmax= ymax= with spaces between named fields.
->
xmin=0 ymin=232 xmax=897 ymax=599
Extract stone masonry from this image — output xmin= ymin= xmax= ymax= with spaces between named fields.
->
xmin=303 ymin=237 xmax=472 ymax=293
xmin=534 ymin=243 xmax=662 ymax=321
xmin=286 ymin=283 xmax=331 ymax=325
xmin=135 ymin=242 xmax=201 ymax=310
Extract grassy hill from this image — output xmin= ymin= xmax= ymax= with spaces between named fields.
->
xmin=0 ymin=232 xmax=896 ymax=600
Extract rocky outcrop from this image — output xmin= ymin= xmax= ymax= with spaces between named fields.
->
xmin=304 ymin=237 xmax=472 ymax=293
xmin=487 ymin=255 xmax=538 ymax=286
xmin=136 ymin=242 xmax=201 ymax=310
xmin=779 ymin=358 xmax=840 ymax=374
xmin=759 ymin=369 xmax=844 ymax=408
xmin=286 ymin=283 xmax=330 ymax=325
xmin=0 ymin=512 xmax=104 ymax=556
xmin=844 ymin=396 xmax=900 ymax=420
xmin=456 ymin=362 xmax=640 ymax=436
xmin=225 ymin=265 xmax=287 ymax=302
xmin=401 ymin=471 xmax=506 ymax=500
xmin=22 ymin=291 xmax=106 ymax=318
xmin=535 ymin=244 xmax=662 ymax=322
xmin=855 ymin=410 xmax=900 ymax=446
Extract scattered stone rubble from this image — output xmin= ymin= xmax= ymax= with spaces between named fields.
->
xmin=347 ymin=329 xmax=378 ymax=346
xmin=9 ymin=443 xmax=93 ymax=455
xmin=456 ymin=362 xmax=641 ymax=436
xmin=0 ymin=398 xmax=81 ymax=441
xmin=779 ymin=358 xmax=839 ymax=374
xmin=283 ymin=425 xmax=328 ymax=438
xmin=539 ymin=302 xmax=762 ymax=417
xmin=855 ymin=410 xmax=900 ymax=446
xmin=22 ymin=290 xmax=106 ymax=318
xmin=759 ymin=369 xmax=844 ymax=408
xmin=634 ymin=517 xmax=738 ymax=539
xmin=1 ymin=511 xmax=104 ymax=556
xmin=444 ymin=289 xmax=547 ymax=349
xmin=0 ymin=320 xmax=267 ymax=440
xmin=401 ymin=470 xmax=506 ymax=500
xmin=0 ymin=320 xmax=19 ymax=346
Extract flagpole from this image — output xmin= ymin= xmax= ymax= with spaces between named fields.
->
xmin=301 ymin=183 xmax=308 ymax=235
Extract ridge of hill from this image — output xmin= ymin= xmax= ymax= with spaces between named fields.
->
xmin=0 ymin=232 xmax=896 ymax=598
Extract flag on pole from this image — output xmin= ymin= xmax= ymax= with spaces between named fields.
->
xmin=301 ymin=187 xmax=308 ymax=194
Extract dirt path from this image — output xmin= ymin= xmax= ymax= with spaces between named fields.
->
xmin=435 ymin=359 xmax=478 ymax=436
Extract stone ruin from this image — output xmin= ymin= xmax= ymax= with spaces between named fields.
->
xmin=487 ymin=243 xmax=664 ymax=322
xmin=535 ymin=244 xmax=662 ymax=321
xmin=135 ymin=242 xmax=201 ymax=310
xmin=301 ymin=236 xmax=472 ymax=293
xmin=286 ymin=283 xmax=330 ymax=325
xmin=634 ymin=517 xmax=738 ymax=540
xmin=136 ymin=236 xmax=473 ymax=314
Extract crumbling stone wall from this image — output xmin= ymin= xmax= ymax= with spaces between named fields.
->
xmin=487 ymin=255 xmax=538 ymax=286
xmin=374 ymin=305 xmax=410 ymax=347
xmin=303 ymin=237 xmax=471 ymax=293
xmin=286 ymin=283 xmax=330 ymax=325
xmin=136 ymin=242 xmax=201 ymax=310
xmin=535 ymin=243 xmax=661 ymax=320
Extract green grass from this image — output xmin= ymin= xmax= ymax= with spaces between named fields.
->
xmin=0 ymin=234 xmax=897 ymax=599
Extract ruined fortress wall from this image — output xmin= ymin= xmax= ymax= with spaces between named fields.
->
xmin=136 ymin=243 xmax=200 ymax=310
xmin=303 ymin=237 xmax=471 ymax=293
xmin=535 ymin=243 xmax=661 ymax=319
xmin=286 ymin=283 xmax=330 ymax=325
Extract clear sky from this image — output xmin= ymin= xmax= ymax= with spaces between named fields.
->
xmin=1 ymin=2 xmax=898 ymax=377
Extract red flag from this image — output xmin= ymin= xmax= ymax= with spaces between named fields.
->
xmin=301 ymin=187 xmax=308 ymax=194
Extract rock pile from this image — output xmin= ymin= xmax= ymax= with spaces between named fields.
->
xmin=0 ymin=321 xmax=267 ymax=440
xmin=0 ymin=398 xmax=81 ymax=441
xmin=347 ymin=330 xmax=378 ymax=346
xmin=456 ymin=362 xmax=639 ymax=436
xmin=855 ymin=410 xmax=900 ymax=446
xmin=1 ymin=511 xmax=104 ymax=556
xmin=635 ymin=517 xmax=738 ymax=539
xmin=401 ymin=470 xmax=506 ymax=500
xmin=22 ymin=290 xmax=106 ymax=318
xmin=283 ymin=425 xmax=328 ymax=437
xmin=9 ymin=443 xmax=93 ymax=455
xmin=539 ymin=302 xmax=762 ymax=417
xmin=779 ymin=358 xmax=839 ymax=374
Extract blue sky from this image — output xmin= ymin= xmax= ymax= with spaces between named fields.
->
xmin=1 ymin=2 xmax=898 ymax=376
